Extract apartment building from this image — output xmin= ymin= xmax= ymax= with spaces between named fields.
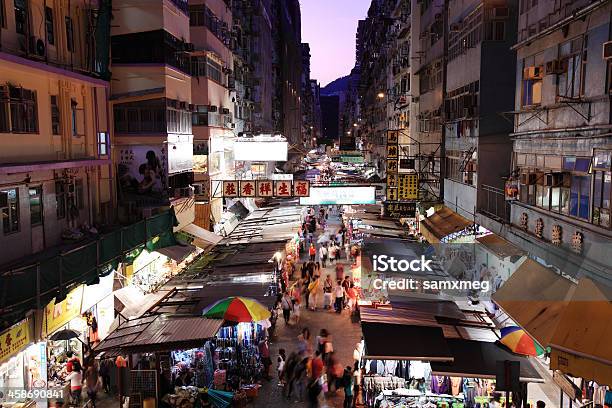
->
xmin=0 ymin=0 xmax=112 ymax=266
xmin=443 ymin=0 xmax=518 ymax=221
xmin=301 ymin=43 xmax=316 ymax=147
xmin=487 ymin=0 xmax=612 ymax=286
xmin=110 ymin=0 xmax=195 ymax=229
xmin=188 ymin=0 xmax=235 ymax=226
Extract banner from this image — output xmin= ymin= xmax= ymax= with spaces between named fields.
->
xmin=221 ymin=180 xmax=310 ymax=198
xmin=383 ymin=201 xmax=417 ymax=218
xmin=43 ymin=286 xmax=84 ymax=336
xmin=117 ymin=145 xmax=168 ymax=198
xmin=0 ymin=319 xmax=31 ymax=364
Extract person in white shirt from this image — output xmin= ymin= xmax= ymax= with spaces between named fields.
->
xmin=319 ymin=245 xmax=328 ymax=268
xmin=333 ymin=281 xmax=346 ymax=313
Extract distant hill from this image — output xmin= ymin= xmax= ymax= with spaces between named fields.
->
xmin=321 ymin=75 xmax=349 ymax=95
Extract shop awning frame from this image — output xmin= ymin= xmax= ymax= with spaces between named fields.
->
xmin=430 ymin=338 xmax=544 ymax=383
xmin=362 ymin=322 xmax=454 ymax=362
xmin=420 ymin=207 xmax=472 ymax=243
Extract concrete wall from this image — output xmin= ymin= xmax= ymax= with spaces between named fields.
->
xmin=112 ymin=0 xmax=190 ymax=41
xmin=111 ymin=65 xmax=192 ymax=102
xmin=444 ymin=179 xmax=477 ymax=219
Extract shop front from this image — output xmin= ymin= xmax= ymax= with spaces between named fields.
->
xmin=360 ymin=321 xmax=543 ymax=408
xmin=0 ymin=318 xmax=46 ymax=408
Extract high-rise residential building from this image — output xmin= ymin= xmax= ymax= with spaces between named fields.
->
xmin=0 ymin=0 xmax=113 ymax=267
xmin=320 ymin=95 xmax=341 ymax=144
xmin=110 ymin=0 xmax=195 ymax=229
xmin=442 ymin=0 xmax=518 ymax=223
xmin=489 ymin=0 xmax=612 ymax=287
xmin=301 ymin=43 xmax=316 ymax=147
xmin=271 ymin=0 xmax=303 ymax=151
xmin=188 ymin=0 xmax=236 ymax=228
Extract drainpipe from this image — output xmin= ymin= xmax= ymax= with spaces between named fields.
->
xmin=440 ymin=0 xmax=449 ymax=203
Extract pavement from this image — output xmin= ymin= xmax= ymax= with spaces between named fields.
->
xmin=253 ymin=212 xmax=363 ymax=407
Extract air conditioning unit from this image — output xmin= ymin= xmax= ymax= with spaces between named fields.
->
xmin=544 ymin=59 xmax=567 ymax=75
xmin=523 ymin=66 xmax=543 ymax=80
xmin=603 ymin=41 xmax=612 ymax=59
xmin=221 ymin=107 xmax=230 ymax=114
xmin=179 ymin=101 xmax=187 ymax=109
xmin=229 ymin=123 xmax=235 ymax=129
xmin=492 ymin=6 xmax=509 ymax=18
xmin=208 ymin=105 xmax=218 ymax=112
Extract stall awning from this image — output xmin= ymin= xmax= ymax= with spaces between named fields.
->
xmin=182 ymin=223 xmax=222 ymax=251
xmin=430 ymin=339 xmax=544 ymax=383
xmin=362 ymin=322 xmax=453 ymax=361
xmin=156 ymin=244 xmax=196 ymax=262
xmin=492 ymin=259 xmax=576 ymax=347
xmin=95 ymin=315 xmax=223 ymax=353
xmin=549 ymin=278 xmax=612 ymax=386
xmin=476 ymin=234 xmax=525 ymax=260
xmin=420 ymin=207 xmax=472 ymax=243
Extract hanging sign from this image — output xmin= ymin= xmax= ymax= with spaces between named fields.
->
xmin=220 ymin=180 xmax=310 ymax=198
xmin=43 ymin=286 xmax=84 ymax=336
xmin=398 ymin=174 xmax=419 ymax=200
xmin=505 ymin=179 xmax=519 ymax=201
xmin=383 ymin=202 xmax=417 ymax=218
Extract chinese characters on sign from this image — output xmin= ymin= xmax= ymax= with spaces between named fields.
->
xmin=386 ymin=130 xmax=399 ymax=202
xmin=383 ymin=202 xmax=417 ymax=218
xmin=0 ymin=319 xmax=30 ymax=362
xmin=398 ymin=174 xmax=418 ymax=200
xmin=221 ymin=180 xmax=310 ymax=198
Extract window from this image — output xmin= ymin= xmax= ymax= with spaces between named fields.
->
xmin=14 ymin=0 xmax=27 ymax=34
xmin=29 ymin=186 xmax=43 ymax=226
xmin=189 ymin=4 xmax=205 ymax=26
xmin=71 ymin=99 xmax=78 ymax=136
xmin=55 ymin=181 xmax=66 ymax=219
xmin=1 ymin=188 xmax=19 ymax=234
xmin=75 ymin=179 xmax=84 ymax=209
xmin=0 ymin=85 xmax=9 ymax=132
xmin=206 ymin=58 xmax=223 ymax=84
xmin=8 ymin=86 xmax=38 ymax=133
xmin=558 ymin=36 xmax=586 ymax=99
xmin=1 ymin=0 xmax=6 ymax=28
xmin=65 ymin=16 xmax=74 ymax=52
xmin=45 ymin=7 xmax=54 ymax=45
xmin=563 ymin=156 xmax=590 ymax=173
xmin=593 ymin=153 xmax=611 ymax=228
xmin=51 ymin=95 xmax=60 ymax=134
xmin=569 ymin=175 xmax=590 ymax=220
xmin=484 ymin=21 xmax=505 ymax=41
xmin=97 ymin=132 xmax=108 ymax=156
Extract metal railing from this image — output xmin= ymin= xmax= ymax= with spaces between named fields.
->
xmin=479 ymin=184 xmax=510 ymax=222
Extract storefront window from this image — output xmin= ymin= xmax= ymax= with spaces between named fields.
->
xmin=570 ymin=175 xmax=590 ymax=220
xmin=536 ymin=185 xmax=550 ymax=209
xmin=593 ymin=170 xmax=611 ymax=228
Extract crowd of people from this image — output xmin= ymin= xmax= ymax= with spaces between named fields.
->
xmin=276 ymin=327 xmax=365 ymax=408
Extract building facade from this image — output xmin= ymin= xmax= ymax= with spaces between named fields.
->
xmin=110 ymin=0 xmax=195 ymax=229
xmin=485 ymin=0 xmax=612 ymax=287
xmin=0 ymin=0 xmax=112 ymax=266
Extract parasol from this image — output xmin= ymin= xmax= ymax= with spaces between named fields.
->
xmin=202 ymin=296 xmax=271 ymax=323
xmin=499 ymin=326 xmax=546 ymax=356
xmin=49 ymin=329 xmax=84 ymax=343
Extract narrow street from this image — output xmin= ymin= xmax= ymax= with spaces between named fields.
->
xmin=256 ymin=214 xmax=363 ymax=407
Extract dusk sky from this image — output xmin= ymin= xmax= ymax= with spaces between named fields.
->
xmin=300 ymin=0 xmax=372 ymax=87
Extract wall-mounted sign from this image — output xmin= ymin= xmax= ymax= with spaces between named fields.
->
xmin=117 ymin=145 xmax=167 ymax=198
xmin=400 ymin=158 xmax=415 ymax=170
xmin=398 ymin=174 xmax=418 ymax=200
xmin=221 ymin=180 xmax=310 ymax=198
xmin=0 ymin=319 xmax=31 ymax=364
xmin=383 ymin=202 xmax=416 ymax=218
xmin=505 ymin=179 xmax=519 ymax=201
xmin=234 ymin=139 xmax=288 ymax=161
xmin=387 ymin=144 xmax=399 ymax=159
xmin=299 ymin=186 xmax=376 ymax=205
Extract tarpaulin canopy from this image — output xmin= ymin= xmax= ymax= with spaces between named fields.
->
xmin=549 ymin=278 xmax=612 ymax=386
xmin=420 ymin=207 xmax=472 ymax=243
xmin=476 ymin=234 xmax=525 ymax=260
xmin=0 ymin=210 xmax=178 ymax=329
xmin=362 ymin=322 xmax=453 ymax=362
xmin=182 ymin=223 xmax=222 ymax=251
xmin=492 ymin=258 xmax=576 ymax=347
xmin=430 ymin=339 xmax=544 ymax=383
xmin=95 ymin=315 xmax=223 ymax=354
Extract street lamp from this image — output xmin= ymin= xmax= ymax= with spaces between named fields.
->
xmin=377 ymin=92 xmax=385 ymax=99
xmin=353 ymin=123 xmax=358 ymax=127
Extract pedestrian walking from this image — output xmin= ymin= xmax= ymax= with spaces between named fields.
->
xmin=342 ymin=367 xmax=354 ymax=408
xmin=297 ymin=328 xmax=312 ymax=356
xmin=307 ymin=377 xmax=322 ymax=408
xmin=293 ymin=297 xmax=301 ymax=325
xmin=329 ymin=243 xmax=337 ymax=264
xmin=323 ymin=275 xmax=333 ymax=309
xmin=334 ymin=280 xmax=346 ymax=313
xmin=342 ymin=276 xmax=351 ymax=308
xmin=277 ymin=349 xmax=286 ymax=386
xmin=281 ymin=292 xmax=292 ymax=324
xmin=258 ymin=338 xmax=272 ymax=380
xmin=319 ymin=245 xmax=328 ymax=267
xmin=309 ymin=243 xmax=316 ymax=262
xmin=84 ymin=362 xmax=99 ymax=408
xmin=284 ymin=352 xmax=299 ymax=399
xmin=353 ymin=366 xmax=364 ymax=407
xmin=308 ymin=275 xmax=320 ymax=311
xmin=98 ymin=358 xmax=111 ymax=393
xmin=335 ymin=262 xmax=345 ymax=281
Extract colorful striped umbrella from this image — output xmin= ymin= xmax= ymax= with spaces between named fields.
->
xmin=500 ymin=326 xmax=546 ymax=356
xmin=202 ymin=296 xmax=271 ymax=323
